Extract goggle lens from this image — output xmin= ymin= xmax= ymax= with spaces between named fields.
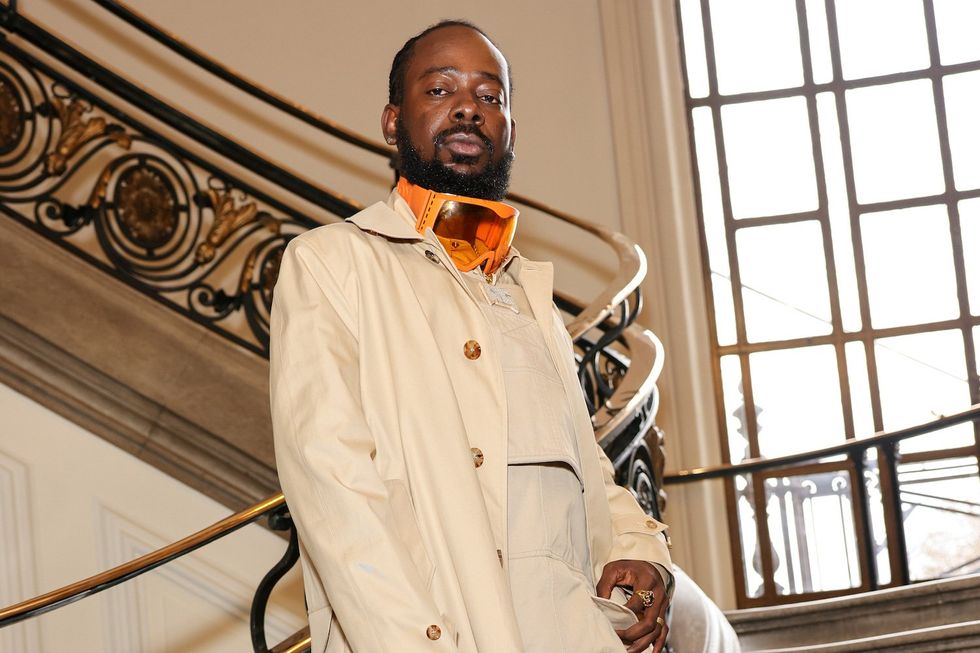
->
xmin=431 ymin=200 xmax=516 ymax=273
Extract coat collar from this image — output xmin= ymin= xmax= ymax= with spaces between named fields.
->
xmin=346 ymin=189 xmax=424 ymax=242
xmin=347 ymin=188 xmax=529 ymax=271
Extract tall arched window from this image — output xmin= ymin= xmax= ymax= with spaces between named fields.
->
xmin=677 ymin=0 xmax=980 ymax=606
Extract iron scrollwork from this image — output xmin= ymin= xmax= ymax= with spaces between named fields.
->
xmin=0 ymin=50 xmax=314 ymax=355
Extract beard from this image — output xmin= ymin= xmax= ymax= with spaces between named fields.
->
xmin=395 ymin=120 xmax=514 ymax=201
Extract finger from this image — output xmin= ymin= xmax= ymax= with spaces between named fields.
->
xmin=623 ymin=589 xmax=656 ymax=617
xmin=627 ymin=625 xmax=663 ymax=653
xmin=619 ymin=595 xmax=666 ymax=644
xmin=651 ymin=622 xmax=669 ymax=653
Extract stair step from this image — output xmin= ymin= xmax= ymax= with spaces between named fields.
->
xmin=729 ymin=573 xmax=980 ymax=651
xmin=753 ymin=620 xmax=980 ymax=652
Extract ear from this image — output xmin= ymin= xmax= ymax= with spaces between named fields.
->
xmin=381 ymin=104 xmax=399 ymax=146
xmin=508 ymin=117 xmax=517 ymax=154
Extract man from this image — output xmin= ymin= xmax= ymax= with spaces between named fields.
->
xmin=270 ymin=20 xmax=672 ymax=653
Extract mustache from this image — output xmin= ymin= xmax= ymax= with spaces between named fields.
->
xmin=434 ymin=124 xmax=494 ymax=152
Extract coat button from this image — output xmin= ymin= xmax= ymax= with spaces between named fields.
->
xmin=463 ymin=340 xmax=481 ymax=360
xmin=645 ymin=519 xmax=658 ymax=529
xmin=426 ymin=624 xmax=442 ymax=640
xmin=471 ymin=447 xmax=484 ymax=467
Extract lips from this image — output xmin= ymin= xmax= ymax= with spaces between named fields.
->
xmin=441 ymin=132 xmax=486 ymax=157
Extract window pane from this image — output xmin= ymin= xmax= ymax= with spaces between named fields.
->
xmin=694 ymin=106 xmax=739 ymax=347
xmin=846 ymin=81 xmax=944 ymax=204
xmin=835 ymin=0 xmax=930 ymax=80
xmin=749 ymin=345 xmax=844 ymax=457
xmin=804 ymin=0 xmax=834 ymax=84
xmin=737 ymin=222 xmax=833 ymax=342
xmin=721 ymin=355 xmax=752 ymax=463
xmin=678 ymin=0 xmax=710 ymax=98
xmin=943 ymin=71 xmax=980 ymax=191
xmin=899 ymin=457 xmax=980 ymax=581
xmin=861 ymin=205 xmax=959 ymax=328
xmin=958 ymin=199 xmax=980 ymax=315
xmin=722 ymin=97 xmax=818 ymax=218
xmin=711 ymin=273 xmax=738 ymax=347
xmin=975 ymin=326 xmax=980 ymax=374
xmin=765 ymin=469 xmax=861 ymax=594
xmin=933 ymin=0 xmax=980 ymax=65
xmin=817 ymin=92 xmax=862 ymax=331
xmin=710 ymin=0 xmax=803 ymax=95
xmin=846 ymin=341 xmax=875 ymax=438
xmin=874 ymin=330 xmax=972 ymax=453
xmin=692 ymin=108 xmax=730 ymax=273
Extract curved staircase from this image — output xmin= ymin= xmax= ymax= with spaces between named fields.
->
xmin=730 ymin=573 xmax=980 ymax=652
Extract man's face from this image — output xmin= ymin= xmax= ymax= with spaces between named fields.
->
xmin=382 ymin=26 xmax=516 ymax=200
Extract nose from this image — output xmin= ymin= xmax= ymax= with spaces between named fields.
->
xmin=451 ymin=96 xmax=483 ymax=124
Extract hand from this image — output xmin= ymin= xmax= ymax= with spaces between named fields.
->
xmin=596 ymin=559 xmax=669 ymax=653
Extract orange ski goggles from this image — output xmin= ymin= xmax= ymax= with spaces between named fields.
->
xmin=397 ymin=177 xmax=518 ymax=275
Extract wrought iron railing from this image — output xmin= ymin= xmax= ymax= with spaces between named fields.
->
xmin=663 ymin=403 xmax=980 ymax=607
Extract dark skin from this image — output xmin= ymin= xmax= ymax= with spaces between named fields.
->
xmin=381 ymin=25 xmax=670 ymax=653
xmin=382 ymin=25 xmax=514 ymax=177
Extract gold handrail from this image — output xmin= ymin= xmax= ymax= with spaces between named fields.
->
xmin=0 ymin=494 xmax=285 ymax=626
xmin=508 ymin=192 xmax=647 ymax=341
xmin=269 ymin=627 xmax=311 ymax=653
xmin=663 ymin=403 xmax=980 ymax=484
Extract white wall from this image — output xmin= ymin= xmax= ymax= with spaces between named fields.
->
xmin=0 ymin=383 xmax=305 ymax=653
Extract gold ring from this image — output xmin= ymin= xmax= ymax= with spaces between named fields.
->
xmin=656 ymin=616 xmax=666 ymax=627
xmin=635 ymin=589 xmax=655 ymax=608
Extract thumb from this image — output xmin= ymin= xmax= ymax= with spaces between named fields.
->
xmin=595 ymin=564 xmax=623 ymax=599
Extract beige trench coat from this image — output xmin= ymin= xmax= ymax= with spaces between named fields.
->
xmin=270 ymin=192 xmax=671 ymax=653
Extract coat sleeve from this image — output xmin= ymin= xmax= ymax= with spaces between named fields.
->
xmin=270 ymin=237 xmax=457 ymax=651
xmin=596 ymin=442 xmax=675 ymax=596
xmin=552 ymin=305 xmax=674 ymax=594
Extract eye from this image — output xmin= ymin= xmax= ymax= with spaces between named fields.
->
xmin=427 ymin=87 xmax=449 ymax=96
xmin=480 ymin=94 xmax=502 ymax=105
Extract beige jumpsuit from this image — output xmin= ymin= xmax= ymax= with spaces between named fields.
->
xmin=459 ymin=261 xmax=640 ymax=653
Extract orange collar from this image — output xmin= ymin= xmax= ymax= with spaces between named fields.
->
xmin=396 ymin=178 xmax=518 ymax=275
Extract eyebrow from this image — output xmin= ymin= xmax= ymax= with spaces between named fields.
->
xmin=418 ymin=66 xmax=505 ymax=87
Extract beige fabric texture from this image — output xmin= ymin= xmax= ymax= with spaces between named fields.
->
xmin=270 ymin=191 xmax=671 ymax=652
xmin=473 ymin=272 xmax=638 ymax=651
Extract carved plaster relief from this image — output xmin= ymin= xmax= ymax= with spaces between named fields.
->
xmin=96 ymin=504 xmax=303 ymax=652
xmin=0 ymin=450 xmax=42 ymax=653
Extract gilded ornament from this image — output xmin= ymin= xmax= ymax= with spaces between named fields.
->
xmin=114 ymin=165 xmax=178 ymax=249
xmin=195 ymin=187 xmax=279 ymax=264
xmin=45 ymin=96 xmax=131 ymax=175
xmin=0 ymin=74 xmax=24 ymax=154
xmin=87 ymin=165 xmax=114 ymax=209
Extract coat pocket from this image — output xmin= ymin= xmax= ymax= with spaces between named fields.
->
xmin=591 ymin=586 xmax=639 ymax=632
xmin=383 ymin=479 xmax=435 ymax=588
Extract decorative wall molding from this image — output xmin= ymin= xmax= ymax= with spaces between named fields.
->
xmin=95 ymin=503 xmax=303 ymax=652
xmin=597 ymin=0 xmax=737 ymax=607
xmin=0 ymin=216 xmax=281 ymax=511
xmin=0 ymin=450 xmax=42 ymax=653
